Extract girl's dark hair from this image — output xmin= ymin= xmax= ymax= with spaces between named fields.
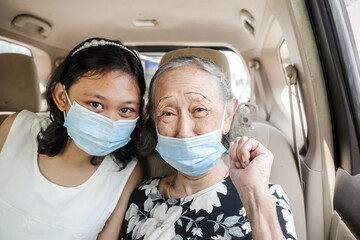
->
xmin=37 ymin=37 xmax=146 ymax=168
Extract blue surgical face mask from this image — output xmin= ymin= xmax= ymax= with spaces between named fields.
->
xmin=155 ymin=106 xmax=227 ymax=176
xmin=63 ymin=87 xmax=138 ymax=156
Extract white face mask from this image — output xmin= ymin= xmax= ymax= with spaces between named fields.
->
xmin=63 ymin=87 xmax=138 ymax=156
xmin=155 ymin=105 xmax=227 ymax=176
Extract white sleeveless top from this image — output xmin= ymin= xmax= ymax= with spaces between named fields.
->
xmin=0 ymin=110 xmax=137 ymax=240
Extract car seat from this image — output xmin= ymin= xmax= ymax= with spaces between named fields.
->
xmin=0 ymin=53 xmax=41 ymax=124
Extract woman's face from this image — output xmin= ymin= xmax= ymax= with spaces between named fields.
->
xmin=154 ymin=65 xmax=227 ymax=138
xmin=60 ymin=69 xmax=140 ymax=121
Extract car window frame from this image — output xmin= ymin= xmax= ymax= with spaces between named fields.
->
xmin=306 ymin=0 xmax=360 ymax=238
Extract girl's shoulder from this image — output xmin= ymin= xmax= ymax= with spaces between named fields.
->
xmin=0 ymin=110 xmax=49 ymax=151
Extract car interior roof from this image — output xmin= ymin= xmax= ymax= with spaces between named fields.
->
xmin=0 ymin=0 xmax=266 ymax=52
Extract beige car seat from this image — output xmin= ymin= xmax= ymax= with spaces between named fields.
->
xmin=141 ymin=48 xmax=306 ymax=240
xmin=232 ymin=105 xmax=307 ymax=240
xmin=0 ymin=53 xmax=41 ymax=124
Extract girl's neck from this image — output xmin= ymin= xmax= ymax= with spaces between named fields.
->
xmin=59 ymin=138 xmax=103 ymax=166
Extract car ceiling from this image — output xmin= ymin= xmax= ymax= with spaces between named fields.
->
xmin=0 ymin=0 xmax=268 ymax=53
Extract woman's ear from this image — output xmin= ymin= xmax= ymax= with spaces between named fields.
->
xmin=52 ymin=82 xmax=68 ymax=112
xmin=222 ymin=97 xmax=239 ymax=135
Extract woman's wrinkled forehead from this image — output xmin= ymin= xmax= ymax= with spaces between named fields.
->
xmin=152 ymin=65 xmax=221 ymax=106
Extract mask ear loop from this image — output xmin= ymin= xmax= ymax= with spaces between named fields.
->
xmin=63 ymin=85 xmax=73 ymax=120
xmin=220 ymin=103 xmax=227 ymax=133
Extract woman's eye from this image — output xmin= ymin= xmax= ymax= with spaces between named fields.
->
xmin=193 ymin=107 xmax=208 ymax=117
xmin=90 ymin=102 xmax=103 ymax=109
xmin=164 ymin=112 xmax=173 ymax=116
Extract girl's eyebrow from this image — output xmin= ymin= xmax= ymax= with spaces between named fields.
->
xmin=123 ymin=100 xmax=140 ymax=105
xmin=84 ymin=93 xmax=140 ymax=105
xmin=84 ymin=93 xmax=107 ymax=100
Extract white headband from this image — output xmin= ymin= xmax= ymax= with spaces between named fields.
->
xmin=71 ymin=39 xmax=139 ymax=61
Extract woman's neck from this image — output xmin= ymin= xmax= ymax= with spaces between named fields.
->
xmin=164 ymin=159 xmax=229 ymax=199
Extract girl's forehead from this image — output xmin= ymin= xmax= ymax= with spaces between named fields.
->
xmin=69 ymin=70 xmax=140 ymax=98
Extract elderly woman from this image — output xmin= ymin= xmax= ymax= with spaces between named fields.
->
xmin=120 ymin=56 xmax=297 ymax=239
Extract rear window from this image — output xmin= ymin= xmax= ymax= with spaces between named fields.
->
xmin=139 ymin=50 xmax=250 ymax=103
xmin=0 ymin=39 xmax=32 ymax=56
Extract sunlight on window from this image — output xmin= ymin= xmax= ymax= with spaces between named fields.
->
xmin=0 ymin=40 xmax=32 ymax=56
xmin=221 ymin=50 xmax=250 ymax=103
xmin=279 ymin=41 xmax=292 ymax=82
xmin=344 ymin=0 xmax=360 ymax=52
xmin=279 ymin=41 xmax=308 ymax=135
xmin=344 ymin=0 xmax=360 ymax=74
xmin=139 ymin=50 xmax=250 ymax=103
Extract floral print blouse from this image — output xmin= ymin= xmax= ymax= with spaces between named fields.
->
xmin=120 ymin=177 xmax=297 ymax=240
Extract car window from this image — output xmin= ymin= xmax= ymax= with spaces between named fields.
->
xmin=279 ymin=40 xmax=308 ymax=140
xmin=0 ymin=39 xmax=32 ymax=56
xmin=344 ymin=0 xmax=360 ymax=62
xmin=139 ymin=50 xmax=250 ymax=103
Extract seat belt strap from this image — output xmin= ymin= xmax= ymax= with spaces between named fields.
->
xmin=286 ymin=64 xmax=305 ymax=191
xmin=249 ymin=59 xmax=270 ymax=121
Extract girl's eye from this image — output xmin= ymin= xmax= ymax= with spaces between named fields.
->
xmin=120 ymin=108 xmax=133 ymax=114
xmin=90 ymin=102 xmax=103 ymax=109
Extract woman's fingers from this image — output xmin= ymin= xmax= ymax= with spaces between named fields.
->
xmin=230 ymin=136 xmax=250 ymax=169
xmin=240 ymin=138 xmax=259 ymax=166
xmin=230 ymin=138 xmax=242 ymax=169
xmin=230 ymin=136 xmax=271 ymax=169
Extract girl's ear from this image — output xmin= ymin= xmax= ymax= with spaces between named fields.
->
xmin=222 ymin=97 xmax=239 ymax=135
xmin=52 ymin=82 xmax=68 ymax=112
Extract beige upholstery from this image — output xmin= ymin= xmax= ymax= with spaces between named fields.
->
xmin=142 ymin=48 xmax=306 ymax=239
xmin=0 ymin=53 xmax=41 ymax=123
xmin=232 ymin=119 xmax=307 ymax=240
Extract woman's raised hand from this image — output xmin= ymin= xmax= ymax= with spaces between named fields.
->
xmin=229 ymin=136 xmax=273 ymax=188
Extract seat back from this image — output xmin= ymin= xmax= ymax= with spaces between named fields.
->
xmin=0 ymin=53 xmax=41 ymax=123
xmin=159 ymin=48 xmax=231 ymax=80
xmin=231 ymin=104 xmax=307 ymax=240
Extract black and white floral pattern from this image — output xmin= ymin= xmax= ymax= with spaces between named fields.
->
xmin=121 ymin=177 xmax=297 ymax=240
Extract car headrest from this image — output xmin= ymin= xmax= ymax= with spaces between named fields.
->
xmin=0 ymin=53 xmax=41 ymax=112
xmin=159 ymin=48 xmax=231 ymax=81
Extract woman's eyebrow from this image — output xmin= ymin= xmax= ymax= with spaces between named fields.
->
xmin=156 ymin=95 xmax=173 ymax=107
xmin=185 ymin=92 xmax=212 ymax=103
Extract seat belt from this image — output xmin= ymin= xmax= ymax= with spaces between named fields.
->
xmin=286 ymin=64 xmax=306 ymax=190
xmin=248 ymin=59 xmax=270 ymax=121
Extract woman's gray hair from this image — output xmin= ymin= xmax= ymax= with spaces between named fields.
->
xmin=139 ymin=56 xmax=234 ymax=155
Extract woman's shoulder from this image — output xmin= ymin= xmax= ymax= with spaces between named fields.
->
xmin=128 ymin=177 xmax=163 ymax=200
xmin=137 ymin=177 xmax=163 ymax=191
